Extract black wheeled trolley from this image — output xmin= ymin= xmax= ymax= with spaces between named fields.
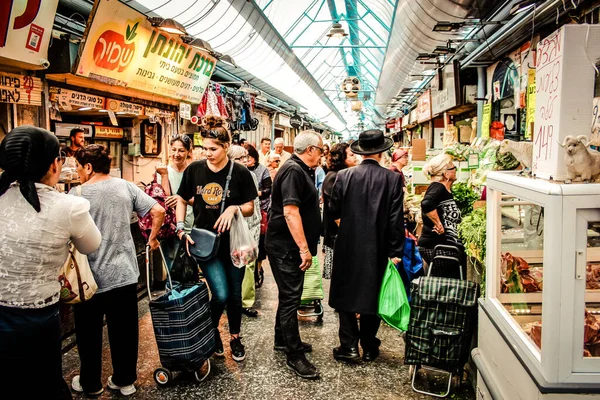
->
xmin=145 ymin=245 xmax=216 ymax=386
xmin=404 ymin=244 xmax=478 ymax=398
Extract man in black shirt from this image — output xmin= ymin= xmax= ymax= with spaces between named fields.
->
xmin=64 ymin=128 xmax=85 ymax=157
xmin=266 ymin=130 xmax=323 ymax=380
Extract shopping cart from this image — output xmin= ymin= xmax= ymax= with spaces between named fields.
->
xmin=297 ymin=256 xmax=324 ymax=323
xmin=404 ymin=244 xmax=479 ymax=398
xmin=145 ymin=245 xmax=216 ymax=386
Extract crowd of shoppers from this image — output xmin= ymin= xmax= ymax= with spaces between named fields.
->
xmin=0 ymin=120 xmax=471 ymax=393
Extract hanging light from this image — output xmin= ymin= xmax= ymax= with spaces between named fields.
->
xmin=327 ymin=23 xmax=348 ymax=39
xmin=147 ymin=17 xmax=187 ymax=35
xmin=211 ymin=51 xmax=237 ymax=68
xmin=181 ymin=36 xmax=213 ymax=52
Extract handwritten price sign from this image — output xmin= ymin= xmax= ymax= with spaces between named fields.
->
xmin=532 ymin=28 xmax=563 ymax=177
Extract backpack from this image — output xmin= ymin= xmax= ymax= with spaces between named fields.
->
xmin=138 ymin=173 xmax=177 ymax=240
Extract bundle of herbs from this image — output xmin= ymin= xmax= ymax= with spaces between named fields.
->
xmin=451 ymin=182 xmax=480 ymax=216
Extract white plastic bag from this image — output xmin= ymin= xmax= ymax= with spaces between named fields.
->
xmin=230 ymin=214 xmax=259 ymax=268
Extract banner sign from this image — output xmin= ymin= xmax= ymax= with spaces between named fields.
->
xmin=50 ymin=87 xmax=106 ymax=110
xmin=0 ymin=0 xmax=59 ymax=68
xmin=95 ymin=126 xmax=124 ymax=139
xmin=106 ymin=98 xmax=144 ymax=115
xmin=0 ymin=71 xmax=42 ymax=105
xmin=145 ymin=107 xmax=175 ymax=119
xmin=417 ymin=90 xmax=432 ymax=123
xmin=481 ymin=104 xmax=492 ymax=139
xmin=75 ymin=0 xmax=217 ymax=103
xmin=432 ymin=62 xmax=459 ymax=115
xmin=179 ymin=102 xmax=191 ymax=119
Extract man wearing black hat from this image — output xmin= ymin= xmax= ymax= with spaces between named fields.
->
xmin=328 ymin=129 xmax=405 ymax=363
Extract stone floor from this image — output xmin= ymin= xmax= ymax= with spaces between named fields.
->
xmin=63 ymin=256 xmax=475 ymax=400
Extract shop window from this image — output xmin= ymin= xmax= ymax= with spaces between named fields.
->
xmin=499 ymin=193 xmax=544 ymax=352
xmin=584 ymin=221 xmax=600 ymax=358
xmin=140 ymin=120 xmax=162 ymax=156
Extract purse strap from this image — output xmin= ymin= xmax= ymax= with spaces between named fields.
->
xmin=219 ymin=161 xmax=235 ymax=216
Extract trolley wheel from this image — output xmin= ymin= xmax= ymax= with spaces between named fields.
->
xmin=316 ymin=314 xmax=324 ymax=324
xmin=194 ymin=360 xmax=211 ymax=383
xmin=154 ymin=367 xmax=172 ymax=386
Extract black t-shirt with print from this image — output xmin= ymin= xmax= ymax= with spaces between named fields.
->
xmin=417 ymin=182 xmax=462 ymax=249
xmin=178 ymin=160 xmax=258 ymax=254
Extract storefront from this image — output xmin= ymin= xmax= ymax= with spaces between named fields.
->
xmin=0 ymin=0 xmax=59 ymax=135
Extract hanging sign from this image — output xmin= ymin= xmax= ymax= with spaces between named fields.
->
xmin=277 ymin=114 xmax=291 ymax=128
xmin=432 ymin=62 xmax=459 ymax=115
xmin=0 ymin=72 xmax=42 ymax=106
xmin=0 ymin=0 xmax=59 ymax=68
xmin=95 ymin=126 xmax=124 ymax=139
xmin=525 ymin=69 xmax=536 ymax=140
xmin=417 ymin=90 xmax=432 ymax=123
xmin=481 ymin=104 xmax=492 ymax=139
xmin=75 ymin=0 xmax=217 ymax=103
xmin=290 ymin=113 xmax=303 ymax=129
xmin=50 ymin=87 xmax=106 ymax=110
xmin=145 ymin=107 xmax=174 ymax=120
xmin=179 ymin=102 xmax=191 ymax=119
xmin=106 ymin=98 xmax=144 ymax=115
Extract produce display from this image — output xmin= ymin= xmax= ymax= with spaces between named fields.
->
xmin=587 ymin=263 xmax=600 ymax=289
xmin=452 ymin=182 xmax=481 ymax=216
xmin=500 ymin=252 xmax=543 ymax=293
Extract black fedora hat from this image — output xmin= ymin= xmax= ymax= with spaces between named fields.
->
xmin=350 ymin=129 xmax=394 ymax=155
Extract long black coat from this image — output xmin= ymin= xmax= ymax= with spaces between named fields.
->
xmin=328 ymin=159 xmax=405 ymax=314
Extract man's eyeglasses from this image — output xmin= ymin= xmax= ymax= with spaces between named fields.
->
xmin=311 ymin=145 xmax=324 ymax=154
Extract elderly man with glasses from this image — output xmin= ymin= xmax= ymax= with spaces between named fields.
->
xmin=266 ymin=130 xmax=323 ymax=380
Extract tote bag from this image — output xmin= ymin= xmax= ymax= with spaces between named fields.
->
xmin=59 ymin=244 xmax=97 ymax=304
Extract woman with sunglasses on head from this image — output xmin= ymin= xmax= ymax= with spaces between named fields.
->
xmin=155 ymin=134 xmax=195 ymax=272
xmin=176 ymin=116 xmax=258 ymax=362
xmin=418 ymin=153 xmax=466 ymax=278
xmin=267 ymin=153 xmax=281 ymax=181
xmin=244 ymin=144 xmax=272 ymax=288
xmin=0 ymin=126 xmax=101 ymax=399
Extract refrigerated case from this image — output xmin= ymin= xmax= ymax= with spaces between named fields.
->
xmin=475 ymin=171 xmax=600 ymax=399
xmin=92 ymin=125 xmax=124 ymax=177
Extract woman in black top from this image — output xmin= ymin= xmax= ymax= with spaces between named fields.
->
xmin=176 ymin=117 xmax=258 ymax=362
xmin=321 ymin=142 xmax=357 ymax=279
xmin=417 ymin=153 xmax=465 ymax=278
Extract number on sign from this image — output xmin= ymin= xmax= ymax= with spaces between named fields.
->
xmin=535 ymin=125 xmax=554 ymax=161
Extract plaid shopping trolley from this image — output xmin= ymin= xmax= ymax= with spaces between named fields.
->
xmin=404 ymin=244 xmax=478 ymax=398
xmin=146 ymin=245 xmax=215 ymax=386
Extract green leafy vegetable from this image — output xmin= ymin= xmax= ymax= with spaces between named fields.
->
xmin=451 ymin=182 xmax=480 ymax=216
xmin=458 ymin=207 xmax=487 ymax=296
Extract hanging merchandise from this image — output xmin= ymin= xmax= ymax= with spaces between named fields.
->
xmin=205 ymin=88 xmax=221 ymax=117
xmin=197 ymin=90 xmax=208 ymax=119
xmin=215 ymin=84 xmax=229 ymax=119
xmin=239 ymin=94 xmax=259 ymax=131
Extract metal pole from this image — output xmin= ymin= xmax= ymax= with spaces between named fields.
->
xmin=271 ymin=112 xmax=277 ymax=150
xmin=477 ymin=67 xmax=486 ymax=137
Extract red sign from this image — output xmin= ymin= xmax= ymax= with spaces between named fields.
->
xmin=386 ymin=119 xmax=396 ymax=129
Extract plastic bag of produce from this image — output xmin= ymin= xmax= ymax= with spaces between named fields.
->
xmin=229 ymin=215 xmax=258 ymax=268
xmin=378 ymin=260 xmax=411 ymax=332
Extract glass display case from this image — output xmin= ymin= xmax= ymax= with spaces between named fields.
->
xmin=476 ymin=172 xmax=600 ymax=398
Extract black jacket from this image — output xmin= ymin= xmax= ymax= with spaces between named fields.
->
xmin=328 ymin=159 xmax=405 ymax=314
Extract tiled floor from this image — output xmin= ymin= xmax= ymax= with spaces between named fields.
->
xmin=63 ymin=257 xmax=475 ymax=399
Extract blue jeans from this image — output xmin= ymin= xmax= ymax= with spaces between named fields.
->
xmin=200 ymin=254 xmax=245 ymax=334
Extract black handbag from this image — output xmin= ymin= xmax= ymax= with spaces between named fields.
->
xmin=189 ymin=161 xmax=234 ymax=262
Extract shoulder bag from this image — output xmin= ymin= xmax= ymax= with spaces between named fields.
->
xmin=59 ymin=186 xmax=98 ymax=304
xmin=189 ymin=161 xmax=234 ymax=262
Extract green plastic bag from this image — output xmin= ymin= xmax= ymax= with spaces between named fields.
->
xmin=241 ymin=262 xmax=256 ymax=308
xmin=378 ymin=260 xmax=411 ymax=332
xmin=301 ymin=256 xmax=324 ymax=304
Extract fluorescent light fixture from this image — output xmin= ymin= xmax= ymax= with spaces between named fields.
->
xmin=326 ymin=23 xmax=348 ymax=39
xmin=148 ymin=17 xmax=187 ymax=35
xmin=433 ymin=45 xmax=456 ymax=55
xmin=78 ymin=107 xmax=92 ymax=111
xmin=182 ymin=36 xmax=213 ymax=52
xmin=416 ymin=53 xmax=436 ymax=61
xmin=433 ymin=20 xmax=506 ymax=32
xmin=510 ymin=0 xmax=537 ymax=15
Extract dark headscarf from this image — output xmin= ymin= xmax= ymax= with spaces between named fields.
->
xmin=0 ymin=126 xmax=60 ymax=212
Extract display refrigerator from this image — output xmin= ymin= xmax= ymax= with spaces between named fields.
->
xmin=474 ymin=171 xmax=600 ymax=399
xmin=91 ymin=126 xmax=123 ymax=178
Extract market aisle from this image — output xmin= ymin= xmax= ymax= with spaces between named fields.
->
xmin=63 ymin=256 xmax=474 ymax=400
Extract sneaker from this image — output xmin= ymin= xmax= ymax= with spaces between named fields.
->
xmin=286 ymin=357 xmax=320 ymax=380
xmin=230 ymin=337 xmax=246 ymax=362
xmin=214 ymin=331 xmax=224 ymax=357
xmin=107 ymin=375 xmax=136 ymax=396
xmin=242 ymin=307 xmax=259 ymax=317
xmin=71 ymin=375 xmax=104 ymax=395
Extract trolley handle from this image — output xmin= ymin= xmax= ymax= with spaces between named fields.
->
xmin=145 ymin=244 xmax=174 ymax=302
xmin=427 ymin=255 xmax=464 ymax=280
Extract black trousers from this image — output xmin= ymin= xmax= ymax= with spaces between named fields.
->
xmin=74 ymin=284 xmax=139 ymax=393
xmin=338 ymin=311 xmax=381 ymax=351
xmin=267 ymin=247 xmax=305 ymax=359
xmin=0 ymin=303 xmax=71 ymax=399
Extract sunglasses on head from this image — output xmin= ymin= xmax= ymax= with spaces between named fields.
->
xmin=201 ymin=130 xmax=220 ymax=139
